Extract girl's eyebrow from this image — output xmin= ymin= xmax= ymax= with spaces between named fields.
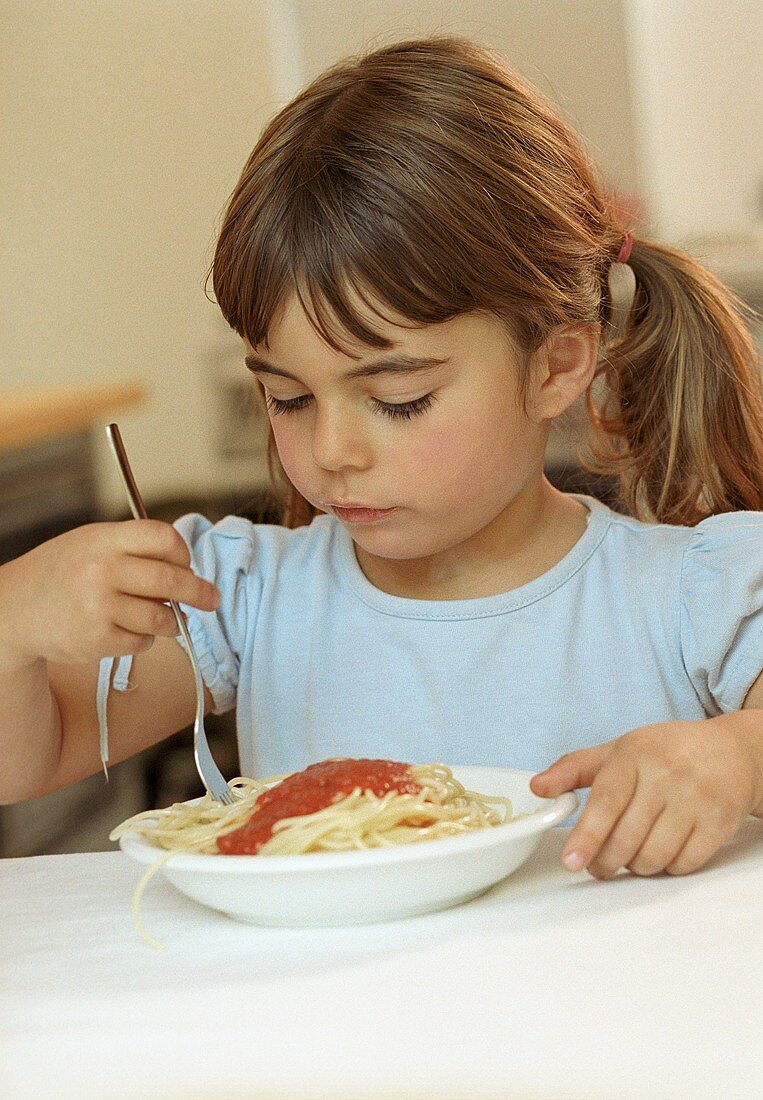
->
xmin=244 ymin=353 xmax=450 ymax=380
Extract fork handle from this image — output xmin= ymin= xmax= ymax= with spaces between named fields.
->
xmin=105 ymin=423 xmax=233 ymax=805
xmin=106 ymin=424 xmax=193 ymax=653
xmin=105 ymin=423 xmax=149 ymax=521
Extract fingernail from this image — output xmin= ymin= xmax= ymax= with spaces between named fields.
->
xmin=563 ymin=850 xmax=586 ymax=872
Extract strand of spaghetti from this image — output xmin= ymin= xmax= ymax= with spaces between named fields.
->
xmin=130 ymin=850 xmax=174 ymax=951
xmin=260 ymin=790 xmax=428 ymax=854
xmin=110 ymin=776 xmax=278 ymax=853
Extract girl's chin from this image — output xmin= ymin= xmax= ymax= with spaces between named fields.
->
xmin=349 ymin=528 xmax=451 ymax=564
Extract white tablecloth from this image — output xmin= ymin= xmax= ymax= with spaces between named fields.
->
xmin=2 ymin=821 xmax=762 ymax=1100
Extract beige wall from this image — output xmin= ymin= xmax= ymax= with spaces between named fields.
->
xmin=624 ymin=0 xmax=763 ymax=242
xmin=2 ymin=1 xmax=281 ymax=506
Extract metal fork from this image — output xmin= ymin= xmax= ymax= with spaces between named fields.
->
xmin=105 ymin=423 xmax=235 ymax=805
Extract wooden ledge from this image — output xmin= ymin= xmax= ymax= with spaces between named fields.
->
xmin=0 ymin=382 xmax=147 ymax=455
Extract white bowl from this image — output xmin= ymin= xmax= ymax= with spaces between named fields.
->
xmin=119 ymin=766 xmax=578 ymax=927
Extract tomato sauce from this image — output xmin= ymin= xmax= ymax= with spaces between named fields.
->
xmin=217 ymin=758 xmax=421 ymax=855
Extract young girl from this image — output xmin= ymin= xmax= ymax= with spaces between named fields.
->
xmin=2 ymin=36 xmax=762 ymax=882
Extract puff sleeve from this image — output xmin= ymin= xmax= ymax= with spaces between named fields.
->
xmin=96 ymin=513 xmax=261 ymax=766
xmin=172 ymin=513 xmax=260 ymax=714
xmin=680 ymin=512 xmax=763 ymax=715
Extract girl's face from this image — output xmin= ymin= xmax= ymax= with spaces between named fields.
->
xmin=244 ymin=294 xmax=551 ymax=584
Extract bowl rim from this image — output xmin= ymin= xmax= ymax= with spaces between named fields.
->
xmin=118 ymin=766 xmax=578 ymax=874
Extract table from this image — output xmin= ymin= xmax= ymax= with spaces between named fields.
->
xmin=0 ymin=381 xmax=146 ymax=567
xmin=0 ymin=382 xmax=145 ymax=455
xmin=2 ymin=821 xmax=762 ymax=1100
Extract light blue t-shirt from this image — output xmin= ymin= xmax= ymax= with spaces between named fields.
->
xmin=136 ymin=493 xmax=762 ymax=781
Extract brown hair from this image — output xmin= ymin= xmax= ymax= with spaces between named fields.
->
xmin=211 ymin=35 xmax=763 ymax=527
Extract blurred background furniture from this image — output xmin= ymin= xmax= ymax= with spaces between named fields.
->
xmin=0 ymin=383 xmax=145 ymax=560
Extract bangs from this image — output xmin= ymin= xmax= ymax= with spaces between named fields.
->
xmin=211 ymin=153 xmax=480 ymax=357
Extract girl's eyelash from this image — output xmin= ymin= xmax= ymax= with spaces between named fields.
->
xmin=265 ymin=393 xmax=312 ymax=415
xmin=264 ymin=393 xmax=436 ymax=420
xmin=375 ymin=393 xmax=436 ymax=420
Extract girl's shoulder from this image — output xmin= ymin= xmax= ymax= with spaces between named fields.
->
xmin=579 ymin=495 xmax=763 ymax=610
xmin=676 ymin=509 xmax=763 ymax=611
xmin=680 ymin=509 xmax=763 ymax=555
xmin=582 ymin=494 xmax=763 ymax=562
xmin=583 ymin=498 xmax=763 ymax=714
xmin=676 ymin=511 xmax=763 ymax=713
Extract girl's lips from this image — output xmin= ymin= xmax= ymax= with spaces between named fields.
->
xmin=329 ymin=504 xmax=395 ymax=524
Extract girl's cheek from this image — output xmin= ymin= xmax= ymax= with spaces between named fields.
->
xmin=270 ymin=422 xmax=307 ymax=480
xmin=408 ymin=425 xmax=478 ymax=479
xmin=270 ymin=414 xmax=303 ymax=451
xmin=269 ymin=419 xmax=287 ymax=454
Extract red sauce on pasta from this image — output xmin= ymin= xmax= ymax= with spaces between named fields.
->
xmin=217 ymin=758 xmax=422 ymax=855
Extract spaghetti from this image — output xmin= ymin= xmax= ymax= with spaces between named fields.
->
xmin=110 ymin=758 xmax=514 ymax=856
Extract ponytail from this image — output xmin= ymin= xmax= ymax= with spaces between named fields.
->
xmin=585 ymin=239 xmax=763 ymax=525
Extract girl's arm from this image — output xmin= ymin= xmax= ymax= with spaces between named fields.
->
xmin=0 ymin=520 xmax=219 ymax=804
xmin=0 ymin=641 xmax=213 ymax=803
xmin=531 ymin=670 xmax=763 ymax=879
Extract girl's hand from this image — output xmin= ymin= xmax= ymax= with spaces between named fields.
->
xmin=2 ymin=520 xmax=220 ymax=666
xmin=530 ymin=719 xmax=762 ymax=878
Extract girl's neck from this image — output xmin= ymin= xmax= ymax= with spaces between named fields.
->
xmin=354 ymin=478 xmax=590 ymax=601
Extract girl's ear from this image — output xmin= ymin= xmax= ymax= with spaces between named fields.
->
xmin=526 ymin=324 xmax=600 ymax=422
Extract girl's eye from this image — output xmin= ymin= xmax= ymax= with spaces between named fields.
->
xmin=264 ymin=392 xmax=437 ymax=420
xmin=372 ymin=393 xmax=436 ymax=420
xmin=264 ymin=393 xmax=312 ymax=415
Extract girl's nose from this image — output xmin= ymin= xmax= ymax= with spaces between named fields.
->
xmin=311 ymin=406 xmax=372 ymax=471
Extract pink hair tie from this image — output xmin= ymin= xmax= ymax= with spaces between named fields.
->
xmin=607 ymin=231 xmax=637 ymax=337
xmin=615 ymin=231 xmax=634 ymax=264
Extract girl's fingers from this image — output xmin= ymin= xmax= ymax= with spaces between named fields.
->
xmin=561 ymin=757 xmax=638 ymax=872
xmin=111 ymin=594 xmax=185 ymax=639
xmin=112 ymin=519 xmax=192 ymax=567
xmin=665 ymin=817 xmax=738 ymax=876
xmin=102 ymin=625 xmax=157 ymax=657
xmin=114 ymin=556 xmax=220 ymax=611
xmin=626 ymin=806 xmax=695 ymax=877
xmin=587 ymin=780 xmax=665 ymax=879
xmin=531 ymin=741 xmax=613 ymax=796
